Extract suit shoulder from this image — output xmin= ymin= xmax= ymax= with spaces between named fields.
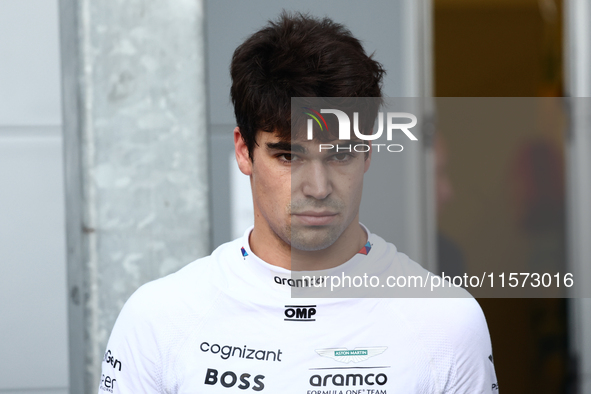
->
xmin=388 ymin=297 xmax=495 ymax=392
xmin=121 ymin=253 xmax=224 ymax=324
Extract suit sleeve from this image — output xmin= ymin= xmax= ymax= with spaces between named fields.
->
xmin=98 ymin=286 xmax=162 ymax=394
xmin=446 ymin=298 xmax=499 ymax=393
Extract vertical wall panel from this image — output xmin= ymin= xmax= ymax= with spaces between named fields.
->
xmin=565 ymin=1 xmax=591 ymax=392
xmin=0 ymin=0 xmax=62 ymax=125
xmin=60 ymin=0 xmax=210 ymax=392
xmin=0 ymin=0 xmax=69 ymax=392
xmin=0 ymin=127 xmax=69 ymax=393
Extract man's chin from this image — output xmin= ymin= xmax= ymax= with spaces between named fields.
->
xmin=289 ymin=226 xmax=341 ymax=252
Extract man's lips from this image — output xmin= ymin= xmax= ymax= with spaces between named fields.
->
xmin=293 ymin=210 xmax=338 ymax=216
xmin=292 ymin=211 xmax=338 ymax=225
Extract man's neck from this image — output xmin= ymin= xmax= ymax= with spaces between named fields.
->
xmin=249 ymin=217 xmax=368 ymax=271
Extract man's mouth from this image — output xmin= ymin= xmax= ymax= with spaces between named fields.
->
xmin=291 ymin=211 xmax=338 ymax=226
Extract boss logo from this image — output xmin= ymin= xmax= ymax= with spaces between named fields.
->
xmin=284 ymin=305 xmax=316 ymax=322
xmin=204 ymin=368 xmax=265 ymax=391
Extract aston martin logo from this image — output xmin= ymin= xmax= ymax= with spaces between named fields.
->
xmin=315 ymin=347 xmax=387 ymax=364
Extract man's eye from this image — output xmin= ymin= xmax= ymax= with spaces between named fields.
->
xmin=278 ymin=153 xmax=297 ymax=162
xmin=332 ymin=153 xmax=352 ymax=162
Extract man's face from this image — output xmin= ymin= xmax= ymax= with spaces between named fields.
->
xmin=235 ymin=128 xmax=370 ymax=251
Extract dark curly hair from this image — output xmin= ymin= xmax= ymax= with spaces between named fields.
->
xmin=230 ymin=11 xmax=385 ymax=159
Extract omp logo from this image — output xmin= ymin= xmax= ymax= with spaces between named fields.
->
xmin=284 ymin=305 xmax=316 ymax=322
xmin=305 ymin=108 xmax=418 ymax=142
xmin=204 ymin=368 xmax=265 ymax=391
xmin=309 ymin=372 xmax=388 ymax=387
xmin=315 ymin=347 xmax=387 ymax=363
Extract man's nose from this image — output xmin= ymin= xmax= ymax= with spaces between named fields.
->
xmin=301 ymin=161 xmax=332 ymax=200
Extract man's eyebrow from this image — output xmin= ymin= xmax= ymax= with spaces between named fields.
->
xmin=265 ymin=141 xmax=308 ymax=154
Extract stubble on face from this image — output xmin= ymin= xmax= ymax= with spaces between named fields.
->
xmin=281 ymin=198 xmax=347 ymax=251
xmin=251 ymin=131 xmax=365 ymax=257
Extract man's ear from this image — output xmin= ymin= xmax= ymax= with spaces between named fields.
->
xmin=234 ymin=127 xmax=252 ymax=176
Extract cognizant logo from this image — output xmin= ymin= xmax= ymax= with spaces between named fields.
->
xmin=303 ymin=108 xmax=418 ymax=153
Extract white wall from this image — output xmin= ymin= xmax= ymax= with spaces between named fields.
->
xmin=0 ymin=1 xmax=69 ymax=393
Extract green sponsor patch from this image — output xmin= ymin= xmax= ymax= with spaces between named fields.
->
xmin=334 ymin=350 xmax=368 ymax=357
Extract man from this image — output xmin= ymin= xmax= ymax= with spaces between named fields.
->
xmin=99 ymin=12 xmax=498 ymax=393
